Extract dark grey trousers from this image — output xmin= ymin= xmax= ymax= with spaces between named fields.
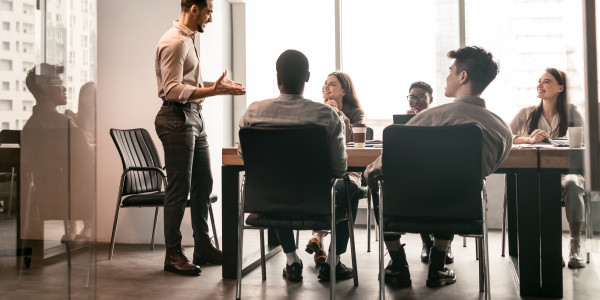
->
xmin=155 ymin=105 xmax=213 ymax=248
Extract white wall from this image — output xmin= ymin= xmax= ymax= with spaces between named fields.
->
xmin=97 ymin=0 xmax=233 ymax=245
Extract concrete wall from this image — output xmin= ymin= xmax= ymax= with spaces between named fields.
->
xmin=97 ymin=0 xmax=233 ymax=245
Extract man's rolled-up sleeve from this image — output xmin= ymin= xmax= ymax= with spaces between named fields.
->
xmin=158 ymin=39 xmax=196 ymax=103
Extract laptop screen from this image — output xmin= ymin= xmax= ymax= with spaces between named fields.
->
xmin=393 ymin=114 xmax=415 ymax=125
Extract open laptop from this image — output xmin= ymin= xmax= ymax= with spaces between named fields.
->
xmin=393 ymin=114 xmax=415 ymax=125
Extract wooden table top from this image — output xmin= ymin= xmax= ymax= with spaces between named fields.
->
xmin=222 ymin=146 xmax=571 ymax=169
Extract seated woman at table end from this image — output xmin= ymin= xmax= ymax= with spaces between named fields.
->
xmin=509 ymin=67 xmax=586 ymax=269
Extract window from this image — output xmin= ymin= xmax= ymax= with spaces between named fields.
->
xmin=23 ymin=100 xmax=33 ymax=111
xmin=464 ymin=0 xmax=585 ymax=122
xmin=340 ymin=0 xmax=458 ymax=138
xmin=1 ymin=0 xmax=13 ymax=11
xmin=23 ymin=3 xmax=33 ymax=15
xmin=2 ymin=81 xmax=9 ymax=91
xmin=23 ymin=23 xmax=34 ymax=34
xmin=2 ymin=41 xmax=9 ymax=51
xmin=0 ymin=59 xmax=12 ymax=71
xmin=0 ymin=99 xmax=13 ymax=111
xmin=245 ymin=0 xmax=335 ymax=106
xmin=1 ymin=122 xmax=9 ymax=130
xmin=2 ymin=21 xmax=10 ymax=31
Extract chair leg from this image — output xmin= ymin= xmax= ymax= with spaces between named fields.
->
xmin=347 ymin=205 xmax=359 ymax=287
xmin=367 ymin=189 xmax=372 ymax=252
xmin=378 ymin=182 xmax=385 ymax=300
xmin=483 ymin=231 xmax=491 ymax=299
xmin=502 ymin=177 xmax=508 ymax=257
xmin=260 ymin=229 xmax=266 ymax=281
xmin=475 ymin=237 xmax=480 ymax=260
xmin=108 ymin=204 xmax=122 ymax=260
xmin=151 ymin=207 xmax=159 ymax=250
xmin=330 ymin=180 xmax=338 ymax=300
xmin=478 ymin=238 xmax=484 ymax=292
xmin=463 ymin=236 xmax=467 ymax=247
xmin=209 ymin=203 xmax=220 ymax=250
xmin=585 ymin=193 xmax=593 ymax=263
xmin=236 ymin=182 xmax=246 ymax=300
xmin=295 ymin=230 xmax=299 ymax=249
xmin=6 ymin=167 xmax=15 ymax=218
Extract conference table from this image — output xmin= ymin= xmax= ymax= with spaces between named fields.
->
xmin=222 ymin=145 xmax=579 ymax=298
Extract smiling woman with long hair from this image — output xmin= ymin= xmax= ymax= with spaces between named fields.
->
xmin=304 ymin=71 xmax=365 ymax=274
xmin=510 ymin=67 xmax=586 ymax=269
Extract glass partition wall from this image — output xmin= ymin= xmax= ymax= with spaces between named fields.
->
xmin=0 ymin=0 xmax=97 ymax=298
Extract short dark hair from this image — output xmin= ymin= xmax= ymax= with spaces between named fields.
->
xmin=181 ymin=0 xmax=207 ymax=12
xmin=447 ymin=46 xmax=499 ymax=94
xmin=276 ymin=50 xmax=309 ymax=94
xmin=408 ymin=81 xmax=433 ymax=96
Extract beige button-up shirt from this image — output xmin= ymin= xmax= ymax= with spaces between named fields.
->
xmin=365 ymin=96 xmax=513 ymax=181
xmin=155 ymin=20 xmax=204 ymax=103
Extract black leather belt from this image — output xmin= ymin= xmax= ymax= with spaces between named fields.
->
xmin=162 ymin=101 xmax=202 ymax=110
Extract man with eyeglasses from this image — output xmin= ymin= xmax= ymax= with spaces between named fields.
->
xmin=366 ymin=46 xmax=512 ymax=288
xmin=406 ymin=81 xmax=434 ymax=115
xmin=405 ymin=81 xmax=456 ymax=265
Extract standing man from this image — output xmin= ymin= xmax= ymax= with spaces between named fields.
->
xmin=155 ymin=0 xmax=246 ymax=276
xmin=366 ymin=46 xmax=512 ymax=288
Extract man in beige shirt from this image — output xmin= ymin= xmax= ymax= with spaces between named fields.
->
xmin=155 ymin=0 xmax=245 ymax=276
xmin=366 ymin=46 xmax=512 ymax=288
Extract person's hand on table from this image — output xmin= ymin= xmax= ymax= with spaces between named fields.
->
xmin=527 ymin=129 xmax=551 ymax=144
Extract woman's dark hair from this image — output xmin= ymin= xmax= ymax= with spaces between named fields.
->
xmin=527 ymin=68 xmax=568 ymax=136
xmin=328 ymin=71 xmax=362 ymax=109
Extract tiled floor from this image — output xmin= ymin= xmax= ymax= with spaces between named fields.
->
xmin=1 ymin=228 xmax=600 ymax=299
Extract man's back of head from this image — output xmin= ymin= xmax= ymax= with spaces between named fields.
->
xmin=276 ymin=49 xmax=310 ymax=95
xmin=447 ymin=46 xmax=499 ymax=95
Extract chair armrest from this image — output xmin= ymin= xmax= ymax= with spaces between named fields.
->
xmin=123 ymin=167 xmax=167 ymax=179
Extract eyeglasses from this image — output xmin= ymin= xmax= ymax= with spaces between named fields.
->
xmin=407 ymin=94 xmax=428 ymax=102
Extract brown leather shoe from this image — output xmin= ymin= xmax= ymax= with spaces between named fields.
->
xmin=164 ymin=247 xmax=201 ymax=276
xmin=193 ymin=239 xmax=222 ymax=265
xmin=305 ymin=238 xmax=327 ymax=267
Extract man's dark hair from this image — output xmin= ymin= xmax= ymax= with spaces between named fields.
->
xmin=447 ymin=46 xmax=499 ymax=95
xmin=276 ymin=50 xmax=309 ymax=94
xmin=409 ymin=81 xmax=433 ymax=96
xmin=181 ymin=0 xmax=207 ymax=12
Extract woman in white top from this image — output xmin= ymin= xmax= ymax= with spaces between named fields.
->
xmin=510 ymin=67 xmax=585 ymax=268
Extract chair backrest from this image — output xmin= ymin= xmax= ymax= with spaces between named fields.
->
xmin=110 ymin=128 xmax=163 ymax=196
xmin=382 ymin=123 xmax=483 ymax=220
xmin=393 ymin=114 xmax=415 ymax=125
xmin=366 ymin=127 xmax=374 ymax=140
xmin=0 ymin=130 xmax=21 ymax=145
xmin=239 ymin=126 xmax=334 ymax=217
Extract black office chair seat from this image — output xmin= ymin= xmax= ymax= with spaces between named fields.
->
xmin=246 ymin=212 xmax=349 ymax=230
xmin=384 ymin=219 xmax=483 ymax=235
xmin=121 ymin=193 xmax=217 ymax=208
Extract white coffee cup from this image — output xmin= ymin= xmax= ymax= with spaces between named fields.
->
xmin=352 ymin=125 xmax=367 ymax=148
xmin=568 ymin=127 xmax=583 ymax=148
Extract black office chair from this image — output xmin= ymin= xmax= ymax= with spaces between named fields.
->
xmin=376 ymin=124 xmax=490 ymax=300
xmin=236 ymin=126 xmax=358 ymax=300
xmin=108 ymin=128 xmax=219 ymax=259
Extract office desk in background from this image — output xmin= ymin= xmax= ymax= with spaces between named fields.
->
xmin=222 ymin=146 xmax=578 ymax=298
